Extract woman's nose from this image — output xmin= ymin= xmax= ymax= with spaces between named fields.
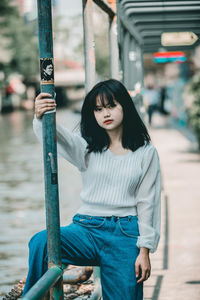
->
xmin=104 ymin=108 xmax=110 ymax=117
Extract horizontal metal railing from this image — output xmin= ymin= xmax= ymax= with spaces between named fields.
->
xmin=23 ymin=267 xmax=63 ymax=300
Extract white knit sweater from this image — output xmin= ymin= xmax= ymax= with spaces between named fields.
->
xmin=33 ymin=116 xmax=161 ymax=253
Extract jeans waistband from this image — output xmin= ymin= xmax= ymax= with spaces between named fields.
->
xmin=75 ymin=213 xmax=138 ymax=223
xmin=105 ymin=215 xmax=138 ymax=222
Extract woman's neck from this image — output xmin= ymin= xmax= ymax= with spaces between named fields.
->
xmin=106 ymin=126 xmax=123 ymax=147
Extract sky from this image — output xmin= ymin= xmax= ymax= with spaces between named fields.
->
xmin=25 ymin=0 xmax=82 ymax=20
xmin=57 ymin=0 xmax=82 ymax=16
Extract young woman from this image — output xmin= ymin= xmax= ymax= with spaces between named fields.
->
xmin=23 ymin=79 xmax=161 ymax=299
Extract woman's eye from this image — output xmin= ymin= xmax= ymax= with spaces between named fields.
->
xmin=108 ymin=105 xmax=116 ymax=109
xmin=95 ymin=107 xmax=102 ymax=111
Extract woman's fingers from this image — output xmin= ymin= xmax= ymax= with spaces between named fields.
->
xmin=35 ymin=93 xmax=52 ymax=101
xmin=35 ymin=93 xmax=56 ymax=119
xmin=137 ymin=268 xmax=145 ymax=283
xmin=35 ymin=99 xmax=55 ymax=106
xmin=136 ymin=266 xmax=151 ymax=283
xmin=37 ymin=106 xmax=56 ymax=116
xmin=37 ymin=102 xmax=56 ymax=108
xmin=35 ymin=101 xmax=56 ymax=111
xmin=135 ymin=263 xmax=140 ymax=279
xmin=145 ymin=270 xmax=151 ymax=280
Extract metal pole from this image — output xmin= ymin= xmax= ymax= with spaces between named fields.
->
xmin=116 ymin=0 xmax=123 ymax=80
xmin=138 ymin=46 xmax=145 ymax=88
xmin=109 ymin=15 xmax=119 ymax=79
xmin=81 ymin=1 xmax=102 ymax=294
xmin=123 ymin=31 xmax=130 ymax=87
xmin=82 ymin=0 xmax=96 ymax=93
xmin=37 ymin=0 xmax=63 ymax=299
xmin=128 ymin=37 xmax=137 ymax=90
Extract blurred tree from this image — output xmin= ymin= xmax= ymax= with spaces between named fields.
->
xmin=0 ymin=0 xmax=17 ymax=80
xmin=95 ymin=34 xmax=110 ymax=79
xmin=0 ymin=0 xmax=39 ymax=85
xmin=0 ymin=0 xmax=17 ymax=20
xmin=73 ymin=9 xmax=110 ymax=79
xmin=7 ymin=18 xmax=39 ymax=85
xmin=0 ymin=1 xmax=110 ymax=86
xmin=94 ymin=7 xmax=109 ymax=79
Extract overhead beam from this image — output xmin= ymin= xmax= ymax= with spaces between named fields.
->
xmin=137 ymin=23 xmax=200 ymax=31
xmin=93 ymin=0 xmax=116 ymax=17
xmin=123 ymin=1 xmax=200 ymax=9
xmin=143 ymin=37 xmax=199 ymax=45
xmin=143 ymin=42 xmax=200 ymax=53
xmin=133 ymin=14 xmax=200 ymax=24
xmin=140 ymin=29 xmax=200 ymax=37
xmin=121 ymin=0 xmax=200 ymax=6
xmin=143 ymin=38 xmax=200 ymax=47
xmin=125 ymin=6 xmax=200 ymax=14
xmin=119 ymin=10 xmax=144 ymax=45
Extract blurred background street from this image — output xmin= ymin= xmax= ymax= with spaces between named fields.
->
xmin=0 ymin=0 xmax=200 ymax=299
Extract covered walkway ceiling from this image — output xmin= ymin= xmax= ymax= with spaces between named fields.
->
xmin=118 ymin=0 xmax=200 ymax=52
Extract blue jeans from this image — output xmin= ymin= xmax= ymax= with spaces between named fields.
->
xmin=23 ymin=214 xmax=143 ymax=299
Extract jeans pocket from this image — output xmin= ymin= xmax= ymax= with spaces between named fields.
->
xmin=73 ymin=214 xmax=105 ymax=228
xmin=118 ymin=216 xmax=140 ymax=238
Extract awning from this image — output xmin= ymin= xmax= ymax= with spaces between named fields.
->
xmin=118 ymin=0 xmax=200 ymax=52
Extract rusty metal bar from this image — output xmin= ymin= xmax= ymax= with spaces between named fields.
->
xmin=82 ymin=0 xmax=96 ymax=93
xmin=89 ymin=278 xmax=102 ymax=300
xmin=82 ymin=2 xmax=102 ymax=293
xmin=93 ymin=0 xmax=115 ymax=17
xmin=62 ymin=267 xmax=93 ymax=284
xmin=109 ymin=15 xmax=119 ymax=79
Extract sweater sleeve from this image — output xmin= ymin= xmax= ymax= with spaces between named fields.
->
xmin=135 ymin=144 xmax=162 ymax=253
xmin=33 ymin=116 xmax=88 ymax=172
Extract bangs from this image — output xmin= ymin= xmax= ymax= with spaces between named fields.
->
xmin=90 ymin=85 xmax=116 ymax=110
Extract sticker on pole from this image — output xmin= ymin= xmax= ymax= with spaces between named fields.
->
xmin=40 ymin=58 xmax=54 ymax=84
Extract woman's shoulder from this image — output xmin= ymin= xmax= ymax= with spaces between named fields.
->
xmin=141 ymin=141 xmax=159 ymax=158
xmin=140 ymin=141 xmax=156 ymax=151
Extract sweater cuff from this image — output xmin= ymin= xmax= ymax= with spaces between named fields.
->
xmin=136 ymin=233 xmax=160 ymax=253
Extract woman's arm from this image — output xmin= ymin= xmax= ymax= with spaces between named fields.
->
xmin=136 ymin=144 xmax=162 ymax=254
xmin=134 ymin=144 xmax=161 ymax=283
xmin=33 ymin=93 xmax=88 ymax=172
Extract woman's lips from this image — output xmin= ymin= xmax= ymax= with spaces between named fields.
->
xmin=104 ymin=120 xmax=113 ymax=124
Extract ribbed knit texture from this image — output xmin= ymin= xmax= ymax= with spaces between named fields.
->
xmin=33 ymin=116 xmax=161 ymax=253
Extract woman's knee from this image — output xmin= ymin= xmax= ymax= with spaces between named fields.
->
xmin=28 ymin=230 xmax=47 ymax=249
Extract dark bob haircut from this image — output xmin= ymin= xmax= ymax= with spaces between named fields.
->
xmin=80 ymin=78 xmax=151 ymax=153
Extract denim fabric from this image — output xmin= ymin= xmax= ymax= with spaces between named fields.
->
xmin=23 ymin=214 xmax=143 ymax=299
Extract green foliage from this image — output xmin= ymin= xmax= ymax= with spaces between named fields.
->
xmin=0 ymin=1 xmax=39 ymax=84
xmin=95 ymin=34 xmax=110 ymax=79
xmin=0 ymin=0 xmax=17 ymax=20
xmin=7 ymin=18 xmax=39 ymax=83
xmin=93 ymin=6 xmax=110 ymax=79
xmin=187 ymin=75 xmax=200 ymax=149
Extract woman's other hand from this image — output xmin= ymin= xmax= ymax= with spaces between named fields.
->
xmin=135 ymin=248 xmax=151 ymax=283
xmin=35 ymin=93 xmax=56 ymax=119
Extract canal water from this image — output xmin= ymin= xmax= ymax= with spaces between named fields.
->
xmin=0 ymin=108 xmax=83 ymax=296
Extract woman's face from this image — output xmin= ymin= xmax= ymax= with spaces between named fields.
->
xmin=94 ymin=96 xmax=123 ymax=132
xmin=44 ymin=64 xmax=53 ymax=75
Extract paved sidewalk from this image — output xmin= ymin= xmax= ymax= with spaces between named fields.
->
xmin=143 ymin=114 xmax=200 ymax=300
